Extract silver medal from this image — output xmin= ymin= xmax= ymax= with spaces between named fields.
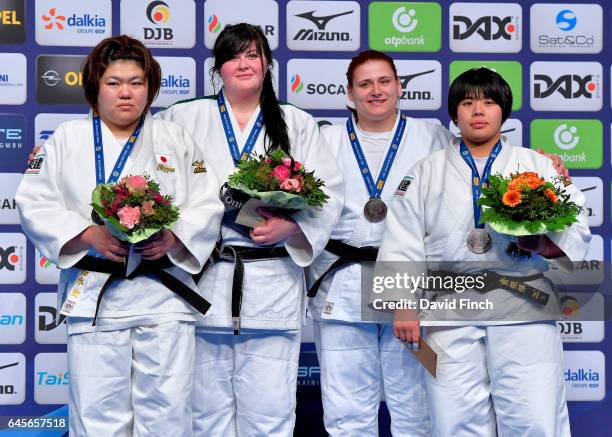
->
xmin=364 ymin=198 xmax=387 ymax=223
xmin=467 ymin=229 xmax=492 ymax=254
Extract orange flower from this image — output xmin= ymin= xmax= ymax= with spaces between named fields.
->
xmin=544 ymin=188 xmax=558 ymax=203
xmin=508 ymin=172 xmax=544 ymax=191
xmin=502 ymin=189 xmax=522 ymax=207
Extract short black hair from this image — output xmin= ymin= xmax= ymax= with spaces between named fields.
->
xmin=448 ymin=67 xmax=512 ymax=124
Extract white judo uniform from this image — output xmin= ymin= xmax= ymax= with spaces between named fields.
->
xmin=157 ymin=93 xmax=344 ymax=437
xmin=377 ymin=138 xmax=591 ymax=437
xmin=16 ymin=114 xmax=224 ymax=437
xmin=308 ymin=114 xmax=454 ymax=436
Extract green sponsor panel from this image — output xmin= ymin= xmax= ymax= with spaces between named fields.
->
xmin=449 ymin=61 xmax=522 ymax=110
xmin=368 ymin=2 xmax=441 ymax=52
xmin=530 ymin=120 xmax=602 ymax=169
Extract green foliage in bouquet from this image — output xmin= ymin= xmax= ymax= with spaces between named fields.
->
xmin=479 ymin=171 xmax=581 ymax=235
xmin=227 ymin=149 xmax=329 ymax=208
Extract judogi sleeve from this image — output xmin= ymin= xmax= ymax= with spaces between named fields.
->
xmin=166 ymin=124 xmax=224 ymax=274
xmin=16 ymin=124 xmax=93 ymax=268
xmin=285 ymin=114 xmax=344 ymax=267
xmin=375 ymin=161 xmax=429 ymax=303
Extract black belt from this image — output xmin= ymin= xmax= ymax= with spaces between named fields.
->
xmin=209 ymin=243 xmax=290 ymax=334
xmin=74 ymin=255 xmax=212 ymax=326
xmin=307 ymin=239 xmax=378 ymax=298
xmin=426 ymin=270 xmax=549 ymax=306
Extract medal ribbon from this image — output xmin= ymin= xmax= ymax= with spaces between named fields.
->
xmin=346 ymin=113 xmax=407 ymax=200
xmin=93 ymin=114 xmax=145 ymax=185
xmin=459 ymin=140 xmax=502 ymax=228
xmin=217 ymin=90 xmax=264 ymax=166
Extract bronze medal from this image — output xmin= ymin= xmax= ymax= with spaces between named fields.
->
xmin=364 ymin=198 xmax=387 ymax=223
xmin=467 ymin=229 xmax=492 ymax=254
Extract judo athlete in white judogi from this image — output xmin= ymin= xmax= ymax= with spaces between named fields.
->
xmin=307 ymin=51 xmax=453 ymax=437
xmin=377 ymin=68 xmax=590 ymax=437
xmin=16 ymin=36 xmax=223 ymax=437
xmin=156 ymin=24 xmax=343 ymax=436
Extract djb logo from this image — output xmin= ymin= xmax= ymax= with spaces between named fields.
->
xmin=290 ymin=74 xmax=304 ymax=93
xmin=533 ymin=74 xmax=596 ymax=99
xmin=392 ymin=7 xmax=417 ymax=33
xmin=453 ymin=16 xmax=515 ymax=40
xmin=554 ymin=124 xmax=579 ymax=150
xmin=144 ymin=1 xmax=172 ymax=41
xmin=0 ymin=246 xmax=19 ymax=271
xmin=556 ymin=9 xmax=576 ymax=31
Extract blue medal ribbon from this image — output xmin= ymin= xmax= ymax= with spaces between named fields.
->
xmin=346 ymin=113 xmax=407 ymax=200
xmin=459 ymin=140 xmax=502 ymax=228
xmin=92 ymin=113 xmax=145 ymax=185
xmin=217 ymin=90 xmax=264 ymax=166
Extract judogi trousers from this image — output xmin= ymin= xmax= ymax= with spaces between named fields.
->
xmin=192 ymin=330 xmax=301 ymax=437
xmin=67 ymin=321 xmax=195 ymax=437
xmin=425 ymin=323 xmax=570 ymax=437
xmin=314 ymin=320 xmax=429 ymax=437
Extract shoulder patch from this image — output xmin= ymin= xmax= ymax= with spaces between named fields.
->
xmin=25 ymin=152 xmax=46 ymax=175
xmin=394 ymin=175 xmax=413 ymax=197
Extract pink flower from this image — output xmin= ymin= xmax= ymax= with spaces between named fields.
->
xmin=280 ymin=178 xmax=302 ymax=192
xmin=293 ymin=174 xmax=305 ymax=191
xmin=117 ymin=205 xmax=141 ymax=230
xmin=154 ymin=192 xmax=163 ymax=203
xmin=141 ymin=200 xmax=155 ymax=217
xmin=124 ymin=175 xmax=148 ymax=195
xmin=272 ymin=165 xmax=291 ymax=183
xmin=293 ymin=161 xmax=303 ymax=172
xmin=282 ymin=157 xmax=292 ymax=168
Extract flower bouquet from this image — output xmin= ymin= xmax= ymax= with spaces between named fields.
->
xmin=91 ymin=174 xmax=180 ymax=244
xmin=479 ymin=170 xmax=580 ymax=236
xmin=221 ymin=149 xmax=328 ymax=235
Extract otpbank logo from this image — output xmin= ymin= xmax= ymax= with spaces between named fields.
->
xmin=368 ymin=2 xmax=441 ymax=52
xmin=286 ymin=59 xmax=350 ymax=109
xmin=35 ymin=0 xmax=111 ymax=47
xmin=204 ymin=0 xmax=278 ymax=49
xmin=450 ymin=3 xmax=521 ymax=53
xmin=530 ymin=119 xmax=602 ymax=169
xmin=449 ymin=61 xmax=522 ymax=110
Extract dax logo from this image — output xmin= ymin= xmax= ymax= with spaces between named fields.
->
xmin=208 ymin=14 xmax=221 ymax=33
xmin=290 ymin=74 xmax=303 ymax=93
xmin=38 ymin=306 xmax=66 ymax=332
xmin=533 ymin=74 xmax=596 ymax=99
xmin=144 ymin=1 xmax=172 ymax=41
xmin=556 ymin=9 xmax=577 ymax=31
xmin=0 ymin=246 xmax=19 ymax=271
xmin=293 ymin=10 xmax=353 ymax=41
xmin=392 ymin=6 xmax=418 ymax=33
xmin=553 ymin=124 xmax=579 ymax=150
xmin=453 ymin=16 xmax=516 ymax=40
xmin=399 ymin=70 xmax=435 ymax=101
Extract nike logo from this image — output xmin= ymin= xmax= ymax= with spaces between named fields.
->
xmin=0 ymin=362 xmax=19 ymax=371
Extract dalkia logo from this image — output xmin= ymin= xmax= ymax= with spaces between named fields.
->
xmin=564 ymin=368 xmax=599 ymax=382
xmin=293 ymin=9 xmax=353 ymax=41
xmin=0 ymin=246 xmax=19 ymax=271
xmin=208 ymin=14 xmax=221 ymax=33
xmin=453 ymin=15 xmax=516 ymax=40
xmin=41 ymin=8 xmax=106 ymax=31
xmin=533 ymin=74 xmax=597 ymax=99
xmin=290 ymin=74 xmax=303 ymax=93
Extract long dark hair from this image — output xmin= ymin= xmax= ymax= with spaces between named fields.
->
xmin=212 ymin=23 xmax=289 ymax=154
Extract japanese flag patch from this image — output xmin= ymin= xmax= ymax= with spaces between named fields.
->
xmin=156 ymin=153 xmax=175 ymax=173
xmin=394 ymin=175 xmax=413 ymax=197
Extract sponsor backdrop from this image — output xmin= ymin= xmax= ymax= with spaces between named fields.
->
xmin=0 ymin=0 xmax=610 ymax=435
